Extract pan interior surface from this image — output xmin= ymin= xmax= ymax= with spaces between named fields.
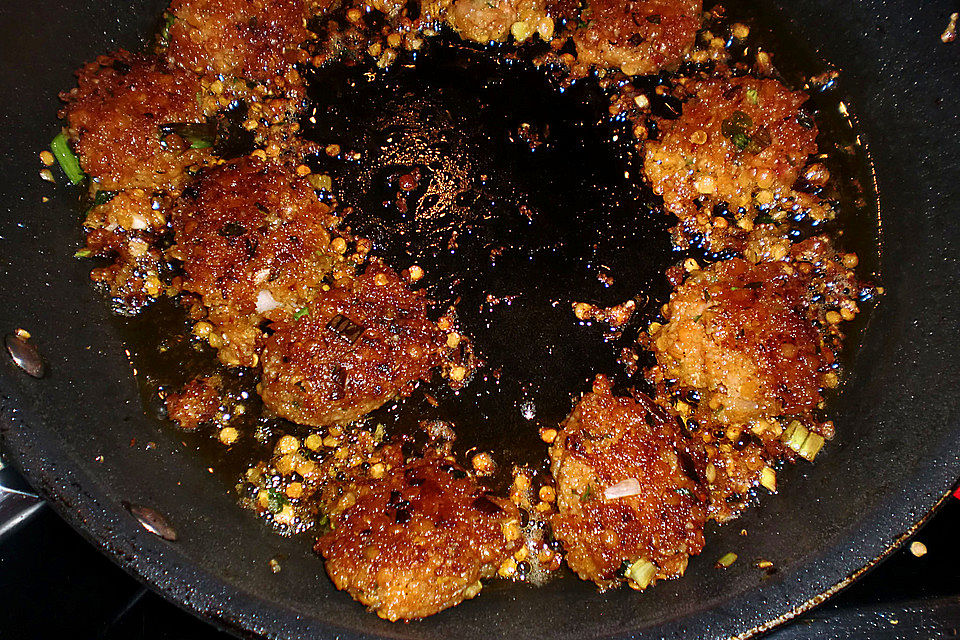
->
xmin=0 ymin=1 xmax=958 ymax=639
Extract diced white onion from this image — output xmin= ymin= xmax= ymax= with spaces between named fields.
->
xmin=603 ymin=478 xmax=641 ymax=500
xmin=255 ymin=290 xmax=280 ymax=313
xmin=130 ymin=214 xmax=149 ymax=230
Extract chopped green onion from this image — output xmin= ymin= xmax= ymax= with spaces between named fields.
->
xmin=159 ymin=13 xmax=176 ymax=44
xmin=746 ymin=88 xmax=759 ymax=105
xmin=89 ymin=190 xmax=117 ymax=210
xmin=74 ymin=248 xmax=93 ymax=258
xmin=625 ymin=558 xmax=657 ymax=589
xmin=781 ymin=421 xmax=826 ymax=461
xmin=158 ymin=122 xmax=217 ymax=150
xmin=798 ymin=432 xmax=825 ymax=461
xmin=50 ymin=132 xmax=85 ymax=185
xmin=716 ymin=552 xmax=738 ymax=568
xmin=759 ymin=466 xmax=777 ymax=492
xmin=293 ymin=306 xmax=309 ymax=321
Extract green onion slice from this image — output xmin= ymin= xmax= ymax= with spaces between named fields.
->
xmin=50 ymin=132 xmax=86 ymax=185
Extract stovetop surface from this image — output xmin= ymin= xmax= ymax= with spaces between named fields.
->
xmin=2 ymin=465 xmax=958 ymax=639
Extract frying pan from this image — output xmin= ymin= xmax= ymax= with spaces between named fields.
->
xmin=1 ymin=0 xmax=959 ymax=638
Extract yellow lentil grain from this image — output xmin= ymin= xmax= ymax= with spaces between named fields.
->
xmin=305 ymin=433 xmax=323 ymax=451
xmin=694 ymin=175 xmax=716 ymax=194
xmin=218 ymin=426 xmax=239 ymax=445
xmin=286 ymin=482 xmax=303 ymax=499
xmin=276 ymin=434 xmax=300 ymax=455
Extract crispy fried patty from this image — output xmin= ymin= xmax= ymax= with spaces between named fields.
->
xmin=165 ymin=0 xmax=310 ymax=81
xmin=644 ymin=76 xmax=820 ymax=250
xmin=316 ymin=447 xmax=521 ymax=620
xmin=649 ymin=257 xmax=828 ymax=425
xmin=572 ymin=0 xmax=701 ymax=76
xmin=62 ymin=51 xmax=213 ymax=191
xmin=171 ymin=156 xmax=336 ymax=367
xmin=550 ymin=377 xmax=706 ymax=589
xmin=259 ymin=262 xmax=444 ymax=426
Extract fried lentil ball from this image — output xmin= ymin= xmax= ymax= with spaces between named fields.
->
xmin=165 ymin=375 xmax=222 ymax=430
xmin=171 ymin=157 xmax=337 ymax=367
xmin=315 ymin=447 xmax=521 ymax=621
xmin=644 ymin=76 xmax=819 ymax=249
xmin=259 ymin=261 xmax=445 ymax=427
xmin=648 ymin=257 xmax=830 ymax=427
xmin=549 ymin=376 xmax=706 ymax=590
xmin=571 ymin=0 xmax=701 ymax=76
xmin=445 ymin=0 xmax=554 ymax=44
xmin=165 ymin=0 xmax=311 ymax=81
xmin=61 ymin=51 xmax=214 ymax=191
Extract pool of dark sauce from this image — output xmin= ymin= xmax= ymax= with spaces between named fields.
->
xmin=112 ymin=0 xmax=880 ymax=516
xmin=298 ymin=39 xmax=675 ymax=485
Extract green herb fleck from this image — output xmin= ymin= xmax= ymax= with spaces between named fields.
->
xmin=158 ymin=122 xmax=217 ymax=150
xmin=745 ymin=88 xmax=759 ymax=105
xmin=755 ymin=214 xmax=775 ymax=224
xmin=266 ymin=488 xmax=287 ymax=513
xmin=159 ymin=13 xmax=176 ymax=45
xmin=373 ymin=423 xmax=386 ymax=443
xmin=293 ymin=306 xmax=309 ymax=321
xmin=91 ymin=190 xmax=117 ymax=208
xmin=580 ymin=484 xmax=593 ymax=503
xmin=692 ymin=313 xmax=703 ymax=323
xmin=704 ymin=289 xmax=711 ymax=302
xmin=74 ymin=248 xmax=93 ymax=258
xmin=50 ymin=132 xmax=86 ymax=185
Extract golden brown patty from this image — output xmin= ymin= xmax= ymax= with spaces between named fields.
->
xmin=165 ymin=0 xmax=310 ymax=81
xmin=572 ymin=0 xmax=701 ymax=76
xmin=644 ymin=76 xmax=819 ymax=249
xmin=62 ymin=51 xmax=213 ymax=191
xmin=445 ymin=0 xmax=554 ymax=44
xmin=259 ymin=262 xmax=444 ymax=427
xmin=648 ymin=257 xmax=829 ymax=426
xmin=171 ymin=157 xmax=336 ymax=367
xmin=550 ymin=376 xmax=706 ymax=589
xmin=315 ymin=447 xmax=521 ymax=621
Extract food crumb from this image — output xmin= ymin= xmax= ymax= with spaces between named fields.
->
xmin=942 ymin=12 xmax=958 ymax=43
xmin=909 ymin=540 xmax=928 ymax=557
xmin=39 ymin=150 xmax=55 ymax=166
xmin=269 ymin=557 xmax=281 ymax=573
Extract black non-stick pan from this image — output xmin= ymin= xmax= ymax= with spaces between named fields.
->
xmin=1 ymin=0 xmax=959 ymax=638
